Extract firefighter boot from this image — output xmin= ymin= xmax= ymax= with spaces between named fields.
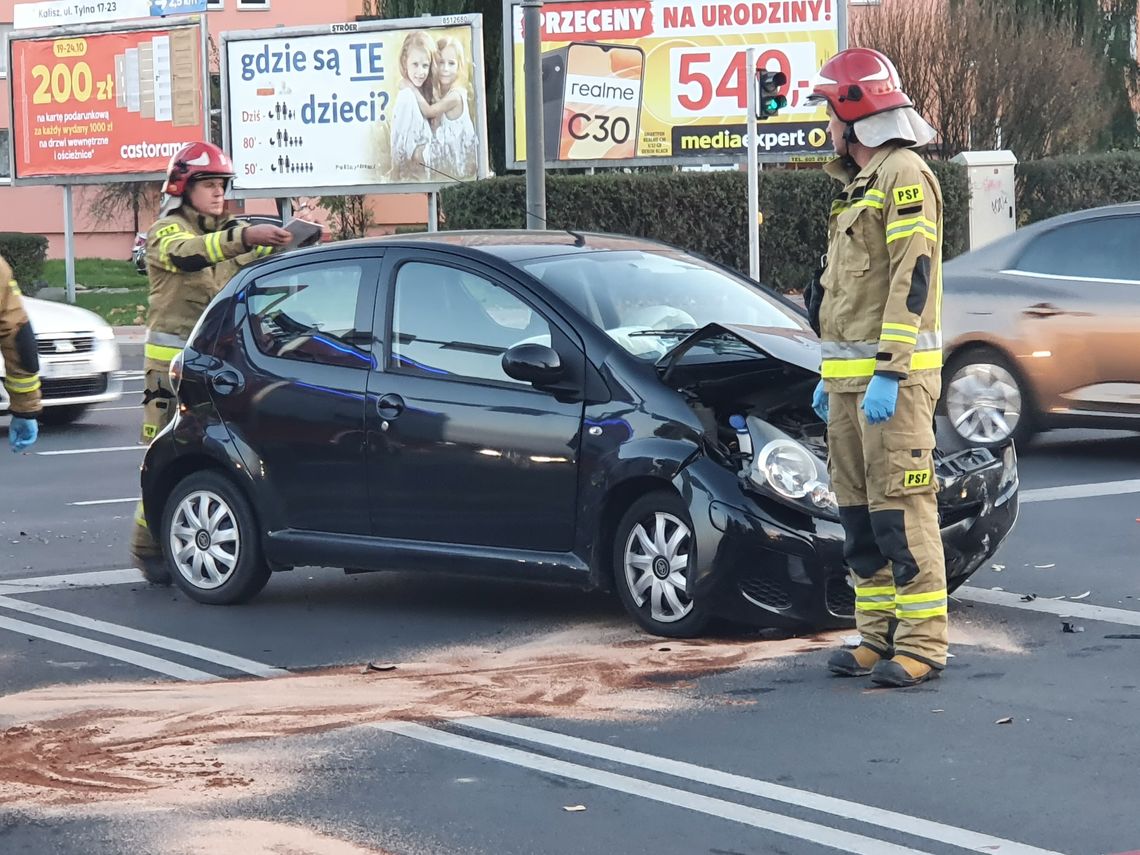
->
xmin=130 ymin=501 xmax=171 ymax=586
xmin=870 ymin=654 xmax=940 ymax=688
xmin=828 ymin=643 xmax=890 ymax=677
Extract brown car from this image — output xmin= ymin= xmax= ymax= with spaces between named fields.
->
xmin=940 ymin=203 xmax=1140 ymax=448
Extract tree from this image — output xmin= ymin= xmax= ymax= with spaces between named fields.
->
xmin=83 ymin=181 xmax=162 ymax=236
xmin=853 ymin=0 xmax=1109 ymax=160
xmin=321 ymin=195 xmax=376 ymax=239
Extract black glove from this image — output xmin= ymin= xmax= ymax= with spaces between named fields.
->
xmin=804 ymin=271 xmax=823 ymax=337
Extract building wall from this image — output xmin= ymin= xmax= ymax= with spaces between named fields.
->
xmin=0 ymin=0 xmax=428 ymax=260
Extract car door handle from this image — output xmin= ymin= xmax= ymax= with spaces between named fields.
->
xmin=209 ymin=369 xmax=244 ymax=396
xmin=1022 ymin=302 xmax=1063 ymax=318
xmin=376 ymin=393 xmax=405 ymax=419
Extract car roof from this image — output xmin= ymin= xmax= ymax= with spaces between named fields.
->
xmin=947 ymin=202 xmax=1140 ymax=272
xmin=303 ymin=229 xmax=678 ymax=263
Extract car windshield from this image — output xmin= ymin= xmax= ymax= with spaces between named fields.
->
xmin=517 ymin=250 xmax=804 ymax=360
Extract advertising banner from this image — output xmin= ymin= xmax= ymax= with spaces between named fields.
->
xmin=7 ymin=18 xmax=207 ymax=183
xmin=505 ymin=0 xmax=842 ymax=168
xmin=221 ymin=15 xmax=490 ymax=197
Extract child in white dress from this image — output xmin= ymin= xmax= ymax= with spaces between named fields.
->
xmin=390 ymin=31 xmax=436 ymax=182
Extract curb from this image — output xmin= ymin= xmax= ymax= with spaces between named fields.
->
xmin=113 ymin=325 xmax=146 ymax=345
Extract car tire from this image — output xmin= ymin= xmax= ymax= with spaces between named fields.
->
xmin=160 ymin=471 xmax=270 ymax=605
xmin=39 ymin=405 xmax=90 ymax=427
xmin=941 ymin=346 xmax=1036 ymax=451
xmin=612 ymin=491 xmax=712 ymax=639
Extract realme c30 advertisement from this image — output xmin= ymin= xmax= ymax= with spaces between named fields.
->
xmin=506 ymin=0 xmax=842 ymax=168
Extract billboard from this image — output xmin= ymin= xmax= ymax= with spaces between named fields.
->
xmin=221 ymin=15 xmax=490 ymax=198
xmin=7 ymin=17 xmax=208 ymax=183
xmin=504 ymin=0 xmax=843 ymax=168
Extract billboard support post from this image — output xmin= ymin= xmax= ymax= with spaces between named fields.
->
xmin=428 ymin=191 xmax=438 ymax=232
xmin=746 ymin=48 xmax=759 ymax=282
xmin=521 ymin=0 xmax=546 ymax=229
xmin=63 ymin=186 xmax=75 ymax=305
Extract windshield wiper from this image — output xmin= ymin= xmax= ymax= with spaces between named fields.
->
xmin=627 ymin=326 xmax=699 ymax=337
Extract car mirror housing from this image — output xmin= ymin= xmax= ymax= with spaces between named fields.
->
xmin=502 ymin=343 xmax=564 ymax=386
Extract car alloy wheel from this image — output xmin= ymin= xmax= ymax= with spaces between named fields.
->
xmin=624 ymin=510 xmax=694 ymax=624
xmin=169 ymin=489 xmax=241 ymax=590
xmin=945 ymin=361 xmax=1023 ymax=445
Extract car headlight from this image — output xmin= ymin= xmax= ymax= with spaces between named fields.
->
xmin=93 ymin=325 xmax=115 ymax=341
xmin=999 ymin=442 xmax=1018 ymax=492
xmin=749 ymin=439 xmax=836 ymax=512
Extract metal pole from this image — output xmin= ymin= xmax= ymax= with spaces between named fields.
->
xmin=522 ymin=0 xmax=546 ymax=229
xmin=427 ymin=191 xmax=438 ymax=232
xmin=746 ymin=48 xmax=760 ymax=282
xmin=63 ymin=185 xmax=76 ymax=305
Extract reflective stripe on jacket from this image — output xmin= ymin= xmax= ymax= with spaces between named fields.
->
xmin=818 ymin=146 xmax=944 ymax=398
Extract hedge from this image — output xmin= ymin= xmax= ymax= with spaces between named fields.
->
xmin=0 ymin=233 xmax=49 ymax=294
xmin=1018 ymin=151 xmax=1140 ymax=225
xmin=440 ymin=162 xmax=969 ymax=293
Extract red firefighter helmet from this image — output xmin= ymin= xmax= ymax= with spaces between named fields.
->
xmin=163 ymin=141 xmax=235 ymax=198
xmin=806 ymin=48 xmax=912 ymax=124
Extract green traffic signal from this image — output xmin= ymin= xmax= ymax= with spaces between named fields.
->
xmin=756 ymin=70 xmax=788 ymax=120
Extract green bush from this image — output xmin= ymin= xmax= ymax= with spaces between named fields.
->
xmin=0 ymin=233 xmax=49 ymax=295
xmin=1017 ymin=152 xmax=1140 ymax=225
xmin=441 ymin=162 xmax=968 ymax=293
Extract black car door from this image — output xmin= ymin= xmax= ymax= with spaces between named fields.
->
xmin=213 ymin=252 xmax=380 ymax=535
xmin=366 ymin=249 xmax=585 ymax=551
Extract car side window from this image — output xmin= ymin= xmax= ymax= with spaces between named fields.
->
xmin=247 ymin=262 xmax=371 ymax=370
xmin=390 ymin=261 xmax=553 ymax=386
xmin=1015 ymin=217 xmax=1140 ymax=281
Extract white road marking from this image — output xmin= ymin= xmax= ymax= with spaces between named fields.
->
xmin=957 ymin=587 xmax=1140 ymax=627
xmin=0 ymin=614 xmax=217 ymax=681
xmin=0 ymin=596 xmax=288 ymax=678
xmin=455 ymin=717 xmax=1062 ymax=855
xmin=376 ymin=721 xmax=938 ymax=855
xmin=68 ymin=497 xmax=140 ymax=506
xmin=1020 ymin=478 xmax=1140 ymax=503
xmin=0 ymin=568 xmax=144 ymax=593
xmin=91 ymin=405 xmax=142 ymax=412
xmin=36 ymin=446 xmax=144 ymax=456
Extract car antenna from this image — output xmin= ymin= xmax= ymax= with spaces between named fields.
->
xmin=566 ymin=229 xmax=587 ymax=247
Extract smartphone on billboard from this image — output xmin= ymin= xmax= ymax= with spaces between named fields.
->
xmin=541 ymin=42 xmax=645 ymax=162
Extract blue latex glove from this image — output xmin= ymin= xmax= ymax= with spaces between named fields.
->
xmin=9 ymin=415 xmax=38 ymax=452
xmin=811 ymin=380 xmax=829 ymax=422
xmin=862 ymin=375 xmax=899 ymax=424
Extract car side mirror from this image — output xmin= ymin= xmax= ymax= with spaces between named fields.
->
xmin=502 ymin=343 xmax=564 ymax=386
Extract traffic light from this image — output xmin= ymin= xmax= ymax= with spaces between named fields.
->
xmin=755 ymin=69 xmax=788 ymax=120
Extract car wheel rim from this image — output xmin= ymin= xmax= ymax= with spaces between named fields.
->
xmin=946 ymin=362 xmax=1022 ymax=444
xmin=169 ymin=490 xmax=240 ymax=590
xmin=624 ymin=511 xmax=694 ymax=624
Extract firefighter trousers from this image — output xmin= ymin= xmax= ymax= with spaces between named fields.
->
xmin=129 ymin=357 xmax=176 ymax=559
xmin=826 ymin=385 xmax=948 ymax=668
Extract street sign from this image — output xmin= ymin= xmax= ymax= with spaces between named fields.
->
xmin=13 ymin=0 xmax=207 ymax=31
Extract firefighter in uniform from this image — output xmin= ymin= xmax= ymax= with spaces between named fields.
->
xmin=130 ymin=141 xmax=292 ymax=583
xmin=804 ymin=48 xmax=947 ymax=688
xmin=1 ymin=261 xmax=41 ymax=453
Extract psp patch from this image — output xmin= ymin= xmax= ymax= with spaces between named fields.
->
xmin=893 ymin=184 xmax=925 ymax=206
xmin=904 ymin=469 xmax=931 ymax=488
xmin=142 ymin=424 xmax=157 ymax=439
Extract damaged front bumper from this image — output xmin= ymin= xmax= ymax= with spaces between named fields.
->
xmin=684 ymin=443 xmax=1019 ymax=629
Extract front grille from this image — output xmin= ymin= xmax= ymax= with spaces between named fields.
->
xmin=37 ymin=336 xmax=95 ymax=355
xmin=738 ymin=571 xmax=793 ymax=610
xmin=939 ymin=502 xmax=983 ymax=528
xmin=825 ymin=576 xmax=855 ymax=618
xmin=42 ymin=375 xmax=108 ymax=398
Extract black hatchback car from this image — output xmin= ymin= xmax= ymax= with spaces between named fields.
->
xmin=141 ymin=231 xmax=1020 ymax=638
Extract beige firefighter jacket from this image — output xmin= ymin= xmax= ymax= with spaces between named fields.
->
xmin=0 ymin=260 xmax=41 ymax=416
xmin=818 ymin=145 xmax=944 ymax=398
xmin=144 ymin=207 xmax=273 ymax=363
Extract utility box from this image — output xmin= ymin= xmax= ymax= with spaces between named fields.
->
xmin=950 ymin=150 xmax=1018 ymax=251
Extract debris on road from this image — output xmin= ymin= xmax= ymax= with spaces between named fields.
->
xmin=841 ymin=634 xmax=863 ymax=648
xmin=991 ymin=564 xmax=1005 ymax=572
xmin=364 ymin=662 xmax=397 ymax=673
xmin=995 ymin=717 xmax=1013 ymax=725
xmin=1069 ymin=591 xmax=1092 ymax=600
xmin=1034 ymin=563 xmax=1056 ymax=569
xmin=1020 ymin=594 xmax=1037 ymax=602
xmin=563 ymin=805 xmax=587 ymax=812
xmin=1061 ymin=622 xmax=1085 ymax=633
